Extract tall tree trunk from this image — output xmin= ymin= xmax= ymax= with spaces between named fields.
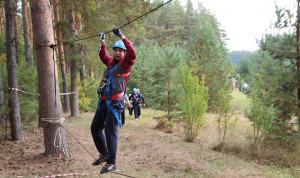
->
xmin=2 ymin=7 xmax=6 ymax=27
xmin=297 ymin=0 xmax=300 ymax=133
xmin=0 ymin=67 xmax=4 ymax=124
xmin=30 ymin=0 xmax=70 ymax=157
xmin=22 ymin=0 xmax=32 ymax=69
xmin=27 ymin=3 xmax=36 ymax=66
xmin=53 ymin=0 xmax=70 ymax=113
xmin=80 ymin=60 xmax=86 ymax=84
xmin=167 ymin=68 xmax=172 ymax=117
xmin=69 ymin=8 xmax=80 ymax=117
xmin=0 ymin=8 xmax=3 ymax=36
xmin=13 ymin=0 xmax=20 ymax=60
xmin=5 ymin=0 xmax=24 ymax=142
xmin=89 ymin=67 xmax=94 ymax=78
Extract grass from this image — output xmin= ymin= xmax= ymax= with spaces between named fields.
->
xmin=1 ymin=100 xmax=299 ymax=177
xmin=230 ymin=88 xmax=251 ymax=112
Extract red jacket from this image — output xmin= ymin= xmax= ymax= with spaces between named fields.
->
xmin=99 ymin=38 xmax=136 ymax=99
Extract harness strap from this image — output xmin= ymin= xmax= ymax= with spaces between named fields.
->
xmin=101 ymin=92 xmax=124 ymax=100
xmin=106 ymin=99 xmax=122 ymax=127
xmin=97 ymin=64 xmax=129 ymax=127
xmin=97 ymin=99 xmax=105 ymax=120
xmin=114 ymin=72 xmax=130 ymax=78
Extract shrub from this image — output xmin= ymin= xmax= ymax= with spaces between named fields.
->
xmin=178 ymin=63 xmax=208 ymax=142
xmin=78 ymin=77 xmax=98 ymax=112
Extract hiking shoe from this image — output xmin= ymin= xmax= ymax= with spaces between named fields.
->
xmin=92 ymin=155 xmax=108 ymax=166
xmin=100 ymin=163 xmax=116 ymax=174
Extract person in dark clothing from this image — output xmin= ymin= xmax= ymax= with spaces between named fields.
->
xmin=121 ymin=93 xmax=131 ymax=126
xmin=128 ymin=94 xmax=133 ymax=117
xmin=129 ymin=88 xmax=140 ymax=120
xmin=136 ymin=89 xmax=146 ymax=118
xmin=91 ymin=27 xmax=136 ymax=174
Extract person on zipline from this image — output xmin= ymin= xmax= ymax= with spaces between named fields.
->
xmin=91 ymin=27 xmax=136 ymax=174
xmin=136 ymin=89 xmax=146 ymax=118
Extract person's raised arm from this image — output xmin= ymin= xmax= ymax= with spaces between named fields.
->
xmin=112 ymin=28 xmax=136 ymax=70
xmin=98 ymin=32 xmax=112 ymax=65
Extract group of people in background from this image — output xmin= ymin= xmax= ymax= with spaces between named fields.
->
xmin=124 ymin=88 xmax=146 ymax=121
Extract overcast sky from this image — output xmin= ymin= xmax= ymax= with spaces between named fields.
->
xmin=180 ymin=0 xmax=296 ymax=51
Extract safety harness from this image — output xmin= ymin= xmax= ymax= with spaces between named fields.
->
xmin=97 ymin=64 xmax=130 ymax=127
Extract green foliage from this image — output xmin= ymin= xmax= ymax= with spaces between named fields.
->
xmin=245 ymin=74 xmax=276 ymax=152
xmin=155 ymin=117 xmax=175 ymax=133
xmin=214 ymin=81 xmax=236 ymax=148
xmin=127 ymin=43 xmax=184 ymax=116
xmin=178 ymin=63 xmax=208 ymax=142
xmin=17 ymin=62 xmax=39 ymax=123
xmin=0 ymin=56 xmax=38 ymax=124
xmin=78 ymin=77 xmax=98 ymax=112
xmin=184 ymin=7 xmax=231 ymax=110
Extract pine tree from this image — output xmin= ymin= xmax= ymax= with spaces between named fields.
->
xmin=5 ymin=0 xmax=24 ymax=141
xmin=22 ymin=0 xmax=32 ymax=69
xmin=30 ymin=0 xmax=70 ymax=156
xmin=53 ymin=0 xmax=70 ymax=113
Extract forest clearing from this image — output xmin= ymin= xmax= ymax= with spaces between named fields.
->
xmin=1 ymin=0 xmax=300 ymax=177
xmin=1 ymin=90 xmax=299 ymax=177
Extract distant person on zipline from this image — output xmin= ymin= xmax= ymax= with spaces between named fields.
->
xmin=129 ymin=88 xmax=140 ymax=120
xmin=137 ymin=89 xmax=146 ymax=118
xmin=91 ymin=27 xmax=136 ymax=174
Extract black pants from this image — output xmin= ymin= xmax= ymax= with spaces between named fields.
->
xmin=91 ymin=100 xmax=123 ymax=164
xmin=121 ymin=108 xmax=125 ymax=125
xmin=137 ymin=104 xmax=142 ymax=117
xmin=133 ymin=105 xmax=139 ymax=119
xmin=128 ymin=107 xmax=133 ymax=116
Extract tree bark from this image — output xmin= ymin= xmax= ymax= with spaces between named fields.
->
xmin=89 ymin=67 xmax=94 ymax=78
xmin=0 ymin=67 xmax=4 ymax=124
xmin=22 ymin=0 xmax=32 ymax=69
xmin=80 ymin=60 xmax=86 ymax=84
xmin=297 ymin=0 xmax=300 ymax=134
xmin=27 ymin=3 xmax=36 ymax=66
xmin=53 ymin=0 xmax=70 ymax=113
xmin=30 ymin=0 xmax=70 ymax=157
xmin=13 ymin=0 xmax=21 ymax=60
xmin=69 ymin=8 xmax=80 ymax=117
xmin=5 ymin=0 xmax=24 ymax=142
xmin=0 ymin=8 xmax=3 ymax=36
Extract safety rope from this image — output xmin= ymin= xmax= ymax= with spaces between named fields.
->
xmin=8 ymin=88 xmax=39 ymax=95
xmin=40 ymin=172 xmax=86 ymax=178
xmin=41 ymin=118 xmax=65 ymax=148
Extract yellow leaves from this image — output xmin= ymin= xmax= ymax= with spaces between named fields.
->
xmin=0 ymin=53 xmax=6 ymax=65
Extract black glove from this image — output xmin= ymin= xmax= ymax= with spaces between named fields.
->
xmin=112 ymin=28 xmax=123 ymax=38
xmin=99 ymin=32 xmax=105 ymax=42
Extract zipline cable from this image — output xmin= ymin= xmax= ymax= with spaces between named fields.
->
xmin=51 ymin=0 xmax=174 ymax=46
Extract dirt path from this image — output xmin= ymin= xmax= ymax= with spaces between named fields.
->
xmin=0 ymin=111 xmax=296 ymax=177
